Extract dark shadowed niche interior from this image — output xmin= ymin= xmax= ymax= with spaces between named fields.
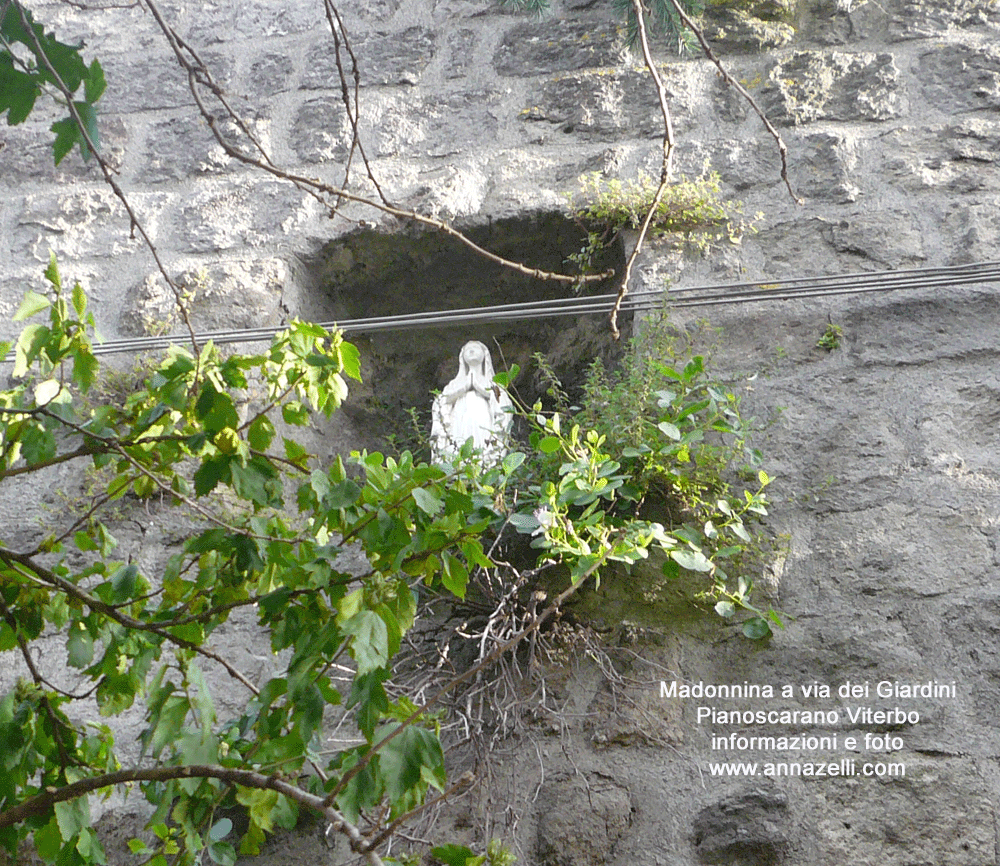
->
xmin=296 ymin=212 xmax=627 ymax=452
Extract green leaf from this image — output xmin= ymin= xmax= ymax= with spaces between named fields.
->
xmin=208 ymin=841 xmax=237 ymax=866
xmin=67 ymin=622 xmax=94 ymax=668
xmin=109 ymin=563 xmax=140 ymax=600
xmin=742 ymin=617 xmax=772 ymax=640
xmin=376 ymin=722 xmax=446 ymax=802
xmin=412 ymin=486 xmax=444 ymax=516
xmin=73 ymin=347 xmax=99 ymax=393
xmin=74 ymin=101 xmax=100 ymax=161
xmin=209 ymin=819 xmax=233 ymax=843
xmin=657 ymin=420 xmax=681 ymax=440
xmin=441 ymin=551 xmax=469 ymax=599
xmin=194 ymin=456 xmax=231 ymax=496
xmin=714 ymin=600 xmax=735 ymax=618
xmin=50 ymin=116 xmax=79 ymax=165
xmin=538 ymin=435 xmax=561 ymax=454
xmin=431 ymin=845 xmax=487 ymax=866
xmin=12 ymin=290 xmax=50 ymax=322
xmin=84 ymin=59 xmax=106 ymax=104
xmin=671 ymin=548 xmax=713 ymax=573
xmin=339 ymin=339 xmax=362 ymax=380
xmin=54 ymin=797 xmax=90 ymax=842
xmin=507 ymin=511 xmax=541 ymax=534
xmin=33 ymin=378 xmax=61 ymax=405
xmin=501 ymin=451 xmax=526 ymax=474
xmin=247 ymin=416 xmax=275 ymax=451
xmin=342 ymin=610 xmax=389 ymax=676
xmin=0 ymin=63 xmax=40 ymax=126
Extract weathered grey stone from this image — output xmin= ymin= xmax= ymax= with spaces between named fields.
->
xmin=524 ymin=66 xmax=693 ymax=140
xmin=358 ymin=91 xmax=501 ymax=160
xmin=890 ymin=0 xmax=1000 ymax=39
xmin=331 ymin=0 xmax=402 ymax=21
xmin=119 ymin=258 xmax=290 ymax=336
xmin=755 ymin=218 xmax=841 ymax=276
xmin=941 ymin=201 xmax=1000 ymax=265
xmin=693 ymin=788 xmax=791 ymax=865
xmin=763 ymin=51 xmax=903 ymax=124
xmin=796 ymin=0 xmax=857 ymax=45
xmin=444 ymin=27 xmax=479 ymax=79
xmin=918 ymin=44 xmax=1000 ymax=114
xmin=139 ymin=115 xmax=230 ymax=183
xmin=794 ymin=131 xmax=860 ymax=201
xmin=290 ymin=97 xmax=351 ymax=163
xmin=246 ymin=53 xmax=297 ymax=99
xmin=171 ymin=182 xmax=315 ymax=253
xmin=829 ymin=210 xmax=925 ymax=267
xmin=798 ymin=762 xmax=994 ymax=864
xmin=494 ymin=18 xmax=623 ymax=77
xmin=535 ymin=773 xmax=632 ymax=866
xmin=0 ymin=117 xmax=127 ymax=185
xmin=181 ymin=1 xmax=319 ymax=42
xmin=885 ymin=121 xmax=1000 ymax=193
xmin=15 ymin=189 xmax=138 ymax=262
xmin=701 ymin=0 xmax=796 ymax=54
xmin=302 ymin=27 xmax=436 ymax=88
xmin=104 ymin=52 xmax=230 ymax=113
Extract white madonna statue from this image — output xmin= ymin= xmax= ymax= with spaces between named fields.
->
xmin=431 ymin=340 xmax=513 ymax=465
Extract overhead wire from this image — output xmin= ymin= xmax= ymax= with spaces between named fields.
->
xmin=4 ymin=260 xmax=1000 ymax=362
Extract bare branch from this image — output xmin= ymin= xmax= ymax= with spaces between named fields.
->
xmin=0 ymin=764 xmax=385 ymax=866
xmin=137 ymin=0 xmax=613 ymax=287
xmin=0 ymin=548 xmax=261 ymax=695
xmin=13 ymin=4 xmax=202 ymax=352
xmin=324 ymin=541 xmax=617 ymax=807
xmin=610 ymin=0 xmax=676 ymax=340
xmin=660 ymin=0 xmax=802 ymax=204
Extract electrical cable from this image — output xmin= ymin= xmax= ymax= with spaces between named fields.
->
xmin=4 ymin=260 xmax=1000 ymax=362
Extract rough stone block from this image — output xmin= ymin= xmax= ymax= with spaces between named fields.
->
xmin=331 ymin=0 xmax=402 ymax=21
xmin=290 ymin=97 xmax=351 ymax=164
xmin=245 ymin=53 xmax=297 ymax=100
xmin=693 ymin=788 xmax=791 ymax=865
xmin=802 ymin=762 xmax=995 ymax=864
xmin=494 ymin=18 xmax=623 ymax=77
xmin=763 ymin=51 xmax=903 ymax=124
xmin=535 ymin=773 xmax=632 ymax=866
xmin=302 ymin=27 xmax=436 ymax=88
xmin=0 ymin=117 xmax=127 ymax=185
xmin=170 ymin=181 xmax=315 ymax=253
xmin=103 ymin=51 xmax=230 ymax=113
xmin=15 ymin=189 xmax=151 ymax=262
xmin=941 ymin=200 xmax=1000 ymax=265
xmin=830 ymin=210 xmax=925 ymax=267
xmin=918 ymin=44 xmax=1000 ymax=114
xmin=523 ymin=66 xmax=693 ymax=140
xmin=885 ymin=121 xmax=1000 ymax=193
xmin=891 ymin=0 xmax=1000 ymax=39
xmin=180 ymin=1 xmax=320 ymax=42
xmin=702 ymin=1 xmax=796 ymax=54
xmin=119 ymin=258 xmax=290 ymax=336
xmin=139 ymin=114 xmax=234 ymax=183
xmin=444 ymin=27 xmax=479 ymax=79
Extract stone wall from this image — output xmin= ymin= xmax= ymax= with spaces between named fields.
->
xmin=3 ymin=0 xmax=1000 ymax=864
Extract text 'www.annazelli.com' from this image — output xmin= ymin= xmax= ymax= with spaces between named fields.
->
xmin=707 ymin=760 xmax=906 ymax=778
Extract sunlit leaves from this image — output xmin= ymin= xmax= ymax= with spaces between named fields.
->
xmin=1 ymin=4 xmax=106 ymax=163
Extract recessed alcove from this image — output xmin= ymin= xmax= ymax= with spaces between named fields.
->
xmin=295 ymin=212 xmax=628 ymax=451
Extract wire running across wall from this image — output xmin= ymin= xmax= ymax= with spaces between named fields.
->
xmin=5 ymin=260 xmax=1000 ymax=362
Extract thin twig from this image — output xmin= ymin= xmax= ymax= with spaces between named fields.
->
xmin=610 ymin=0 xmax=676 ymax=339
xmin=14 ymin=4 xmax=202 ymax=353
xmin=660 ymin=0 xmax=802 ymax=203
